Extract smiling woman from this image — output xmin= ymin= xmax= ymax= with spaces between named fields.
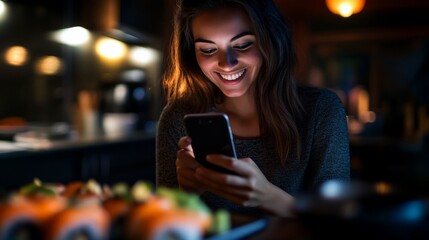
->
xmin=156 ymin=0 xmax=350 ymax=218
xmin=192 ymin=5 xmax=261 ymax=99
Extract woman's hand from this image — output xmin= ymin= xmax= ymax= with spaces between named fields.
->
xmin=176 ymin=136 xmax=206 ymax=195
xmin=195 ymin=155 xmax=295 ymax=217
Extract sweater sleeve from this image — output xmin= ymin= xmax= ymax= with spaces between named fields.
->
xmin=155 ymin=103 xmax=187 ymax=189
xmin=305 ymin=89 xmax=351 ymax=188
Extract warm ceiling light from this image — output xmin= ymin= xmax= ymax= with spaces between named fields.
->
xmin=35 ymin=56 xmax=62 ymax=75
xmin=129 ymin=46 xmax=159 ymax=67
xmin=4 ymin=46 xmax=28 ymax=66
xmin=326 ymin=0 xmax=366 ymax=17
xmin=95 ymin=37 xmax=127 ymax=60
xmin=0 ymin=1 xmax=6 ymax=18
xmin=52 ymin=26 xmax=91 ymax=46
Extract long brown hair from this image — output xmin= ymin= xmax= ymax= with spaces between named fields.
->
xmin=162 ymin=0 xmax=304 ymax=163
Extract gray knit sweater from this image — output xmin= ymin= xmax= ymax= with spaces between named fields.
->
xmin=156 ymin=87 xmax=350 ymax=215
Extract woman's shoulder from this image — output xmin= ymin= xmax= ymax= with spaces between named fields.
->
xmin=298 ymin=86 xmax=344 ymax=108
xmin=159 ymin=101 xmax=188 ymax=120
xmin=158 ymin=100 xmax=214 ymax=128
xmin=160 ymin=100 xmax=213 ymax=118
xmin=298 ymin=85 xmax=338 ymax=99
xmin=157 ymin=101 xmax=190 ymax=138
xmin=157 ymin=101 xmax=188 ymax=129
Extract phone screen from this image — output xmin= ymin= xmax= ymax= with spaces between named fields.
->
xmin=184 ymin=112 xmax=237 ymax=174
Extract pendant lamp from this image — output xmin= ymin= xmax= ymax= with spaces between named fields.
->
xmin=326 ymin=0 xmax=366 ymax=17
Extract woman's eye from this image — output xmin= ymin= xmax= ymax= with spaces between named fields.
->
xmin=234 ymin=42 xmax=253 ymax=50
xmin=200 ymin=48 xmax=217 ymax=55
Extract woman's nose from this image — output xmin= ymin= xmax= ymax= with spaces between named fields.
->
xmin=218 ymin=48 xmax=238 ymax=69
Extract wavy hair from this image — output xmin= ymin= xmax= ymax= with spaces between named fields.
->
xmin=162 ymin=0 xmax=304 ymax=163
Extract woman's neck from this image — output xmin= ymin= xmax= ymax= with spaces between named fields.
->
xmin=217 ymin=94 xmax=260 ymax=137
xmin=223 ymin=95 xmax=255 ymax=116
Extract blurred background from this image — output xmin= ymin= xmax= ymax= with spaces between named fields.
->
xmin=0 ymin=0 xmax=428 ymax=191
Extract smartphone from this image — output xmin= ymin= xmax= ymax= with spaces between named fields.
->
xmin=184 ymin=112 xmax=237 ymax=174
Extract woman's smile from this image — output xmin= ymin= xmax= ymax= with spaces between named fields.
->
xmin=219 ymin=69 xmax=246 ymax=81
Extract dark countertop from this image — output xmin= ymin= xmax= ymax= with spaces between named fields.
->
xmin=0 ymin=130 xmax=157 ymax=190
xmin=0 ymin=131 xmax=156 ymax=160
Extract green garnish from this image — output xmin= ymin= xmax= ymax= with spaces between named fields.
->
xmin=209 ymin=209 xmax=231 ymax=234
xmin=156 ymin=187 xmax=211 ymax=214
xmin=19 ymin=178 xmax=56 ymax=196
xmin=131 ymin=181 xmax=153 ymax=202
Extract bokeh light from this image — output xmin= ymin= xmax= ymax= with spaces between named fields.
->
xmin=35 ymin=56 xmax=62 ymax=75
xmin=51 ymin=26 xmax=91 ymax=46
xmin=95 ymin=37 xmax=127 ymax=60
xmin=4 ymin=46 xmax=28 ymax=66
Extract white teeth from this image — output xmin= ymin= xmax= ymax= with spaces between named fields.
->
xmin=220 ymin=70 xmax=245 ymax=81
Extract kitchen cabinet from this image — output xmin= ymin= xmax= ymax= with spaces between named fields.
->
xmin=0 ymin=132 xmax=155 ymax=191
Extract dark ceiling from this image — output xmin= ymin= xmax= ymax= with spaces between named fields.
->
xmin=274 ymin=0 xmax=429 ymax=31
xmin=5 ymin=0 xmax=429 ymax=36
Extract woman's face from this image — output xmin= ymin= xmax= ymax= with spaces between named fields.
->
xmin=191 ymin=6 xmax=262 ymax=98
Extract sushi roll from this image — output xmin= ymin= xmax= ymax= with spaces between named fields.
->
xmin=43 ymin=179 xmax=111 ymax=240
xmin=125 ymin=196 xmax=174 ymax=240
xmin=62 ymin=179 xmax=106 ymax=200
xmin=0 ymin=195 xmax=41 ymax=240
xmin=0 ymin=179 xmax=67 ymax=240
xmin=43 ymin=196 xmax=110 ymax=240
xmin=103 ymin=181 xmax=153 ymax=240
xmin=138 ymin=208 xmax=211 ymax=240
xmin=125 ymin=187 xmax=213 ymax=240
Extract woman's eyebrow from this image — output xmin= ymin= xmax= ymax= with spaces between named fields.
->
xmin=194 ymin=31 xmax=254 ymax=43
xmin=194 ymin=38 xmax=213 ymax=43
xmin=231 ymin=31 xmax=253 ymax=41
